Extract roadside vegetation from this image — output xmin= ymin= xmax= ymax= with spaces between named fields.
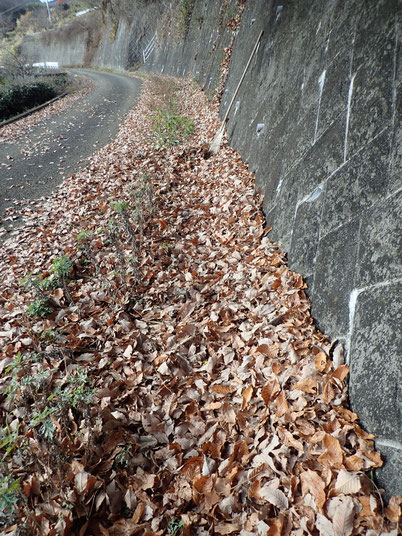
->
xmin=0 ymin=54 xmax=69 ymax=122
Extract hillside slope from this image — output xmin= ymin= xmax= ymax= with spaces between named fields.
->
xmin=14 ymin=0 xmax=402 ymax=502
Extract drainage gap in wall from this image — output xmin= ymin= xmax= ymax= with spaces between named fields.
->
xmin=306 ymin=186 xmax=323 ymax=203
xmin=275 ymin=5 xmax=283 ymax=23
xmin=256 ymin=122 xmax=265 ymax=135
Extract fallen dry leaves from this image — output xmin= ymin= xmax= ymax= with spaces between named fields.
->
xmin=0 ymin=76 xmax=400 ymax=535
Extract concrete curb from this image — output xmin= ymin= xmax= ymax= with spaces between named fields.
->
xmin=0 ymin=92 xmax=68 ymax=128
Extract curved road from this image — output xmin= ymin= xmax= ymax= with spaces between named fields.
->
xmin=0 ymin=69 xmax=142 ymax=232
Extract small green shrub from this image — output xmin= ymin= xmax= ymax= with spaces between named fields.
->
xmin=56 ymin=367 xmax=94 ymax=409
xmin=27 ymin=298 xmax=53 ymax=318
xmin=29 ymin=407 xmax=57 ymax=441
xmin=5 ymin=358 xmax=93 ymax=445
xmin=50 ymin=255 xmax=74 ymax=304
xmin=50 ymin=255 xmax=73 ymax=279
xmin=114 ymin=444 xmax=132 ymax=467
xmin=4 ymin=352 xmax=44 ymax=403
xmin=0 ymin=423 xmax=20 ymax=460
xmin=0 ymin=475 xmax=20 ymax=520
xmin=76 ymin=230 xmax=92 ymax=244
xmin=152 ymin=106 xmax=194 ymax=147
xmin=167 ymin=519 xmax=183 ymax=536
xmin=111 ymin=200 xmax=130 ymax=214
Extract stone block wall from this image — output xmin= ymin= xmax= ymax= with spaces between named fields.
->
xmin=144 ymin=0 xmax=401 ymax=498
xmin=220 ymin=0 xmax=401 ymax=497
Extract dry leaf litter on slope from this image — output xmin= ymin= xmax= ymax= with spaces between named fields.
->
xmin=0 ymin=76 xmax=400 ymax=535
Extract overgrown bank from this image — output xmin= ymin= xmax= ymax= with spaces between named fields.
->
xmin=0 ymin=75 xmax=68 ymax=122
xmin=0 ymin=76 xmax=400 ymax=535
xmin=0 ymin=51 xmax=69 ymax=122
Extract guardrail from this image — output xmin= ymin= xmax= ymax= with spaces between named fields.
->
xmin=143 ymin=32 xmax=157 ymax=64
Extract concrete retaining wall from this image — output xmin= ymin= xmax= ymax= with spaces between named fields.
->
xmin=20 ymin=0 xmax=401 ymax=498
xmin=222 ymin=0 xmax=401 ymax=498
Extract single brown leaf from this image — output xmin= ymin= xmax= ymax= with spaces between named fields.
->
xmin=193 ymin=476 xmax=209 ymax=493
xmin=259 ymin=484 xmax=289 ymax=510
xmin=261 ymin=379 xmax=281 ymax=406
xmin=131 ymin=502 xmax=145 ymax=524
xmin=272 ymin=361 xmax=281 ymax=375
xmin=214 ymin=523 xmax=241 ymax=534
xmin=232 ymin=440 xmax=249 ymax=462
xmin=242 ymin=385 xmax=253 ymax=409
xmin=280 ymin=428 xmax=304 ymax=452
xmin=300 ymin=469 xmax=326 ymax=509
xmin=384 ymin=495 xmax=402 ymax=522
xmin=257 ymin=343 xmax=277 ymax=358
xmin=266 ymin=515 xmax=285 ymax=536
xmin=54 ymin=288 xmax=64 ymax=300
xmin=335 ymin=470 xmax=361 ymax=494
xmin=248 ymin=479 xmax=261 ymax=501
xmin=314 ymin=351 xmax=327 ymax=372
xmin=322 ymin=376 xmax=336 ymax=403
xmin=132 ymin=473 xmax=155 ymax=490
xmin=318 ymin=434 xmax=343 ymax=468
xmin=210 ymin=384 xmax=237 ymax=395
xmin=332 ymin=496 xmax=355 ymax=536
xmin=293 ymin=378 xmax=318 ymax=394
xmin=357 ymin=496 xmax=376 ymax=517
xmin=275 ymin=390 xmax=289 ymax=417
xmin=332 ymin=364 xmax=349 ymax=382
xmin=344 ymin=455 xmax=364 ymax=471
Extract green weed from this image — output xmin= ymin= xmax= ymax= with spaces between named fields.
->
xmin=39 ymin=328 xmax=56 ymax=341
xmin=0 ymin=475 xmax=20 ymax=520
xmin=27 ymin=298 xmax=53 ymax=318
xmin=114 ymin=444 xmax=132 ymax=467
xmin=29 ymin=407 xmax=57 ymax=441
xmin=167 ymin=518 xmax=183 ymax=536
xmin=152 ymin=106 xmax=194 ymax=147
xmin=76 ymin=230 xmax=92 ymax=244
xmin=56 ymin=367 xmax=93 ymax=409
xmin=21 ymin=367 xmax=52 ymax=392
xmin=51 ymin=255 xmax=73 ymax=279
xmin=50 ymin=255 xmax=74 ymax=304
xmin=0 ymin=422 xmax=20 ymax=460
xmin=111 ymin=200 xmax=130 ymax=214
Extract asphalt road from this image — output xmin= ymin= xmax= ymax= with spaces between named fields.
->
xmin=0 ymin=69 xmax=142 ymax=231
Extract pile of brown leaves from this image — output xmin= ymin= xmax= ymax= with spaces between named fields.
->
xmin=0 ymin=77 xmax=400 ymax=535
